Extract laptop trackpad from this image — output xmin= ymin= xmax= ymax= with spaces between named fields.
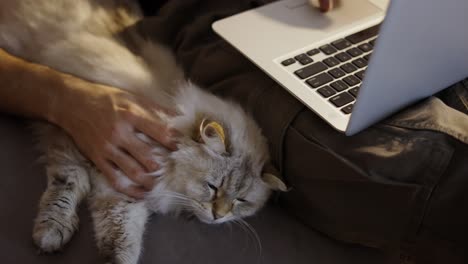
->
xmin=240 ymin=0 xmax=385 ymax=57
xmin=270 ymin=0 xmax=381 ymax=30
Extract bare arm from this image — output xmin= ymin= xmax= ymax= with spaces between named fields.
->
xmin=0 ymin=48 xmax=67 ymax=123
xmin=0 ymin=48 xmax=177 ymax=198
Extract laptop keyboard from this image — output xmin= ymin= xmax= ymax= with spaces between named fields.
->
xmin=280 ymin=24 xmax=381 ymax=115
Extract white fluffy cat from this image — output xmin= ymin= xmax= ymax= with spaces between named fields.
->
xmin=0 ymin=0 xmax=286 ymax=263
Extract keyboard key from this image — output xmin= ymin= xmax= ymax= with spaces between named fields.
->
xmin=340 ymin=63 xmax=358 ymax=73
xmin=355 ymin=70 xmax=366 ymax=80
xmin=330 ymin=80 xmax=349 ymax=92
xmin=349 ymin=87 xmax=360 ymax=97
xmin=335 ymin=52 xmax=352 ymax=62
xmin=330 ymin=92 xmax=355 ymax=107
xmin=294 ymin=62 xmax=328 ymax=79
xmin=307 ymin=48 xmax=320 ymax=56
xmin=347 ymin=47 xmax=363 ymax=57
xmin=323 ymin=57 xmax=340 ymax=67
xmin=295 ymin=54 xmax=309 ymax=61
xmin=341 ymin=104 xmax=354 ymax=114
xmin=358 ymin=43 xmax=373 ymax=52
xmin=281 ymin=58 xmax=295 ymax=66
xmin=299 ymin=57 xmax=314 ymax=65
xmin=343 ymin=75 xmax=361 ymax=86
xmin=319 ymin=44 xmax=337 ymax=55
xmin=317 ymin=86 xmax=337 ymax=98
xmin=331 ymin=39 xmax=352 ymax=50
xmin=346 ymin=24 xmax=381 ymax=44
xmin=352 ymin=58 xmax=368 ymax=68
xmin=328 ymin=68 xmax=346 ymax=79
xmin=364 ymin=54 xmax=371 ymax=61
xmin=369 ymin=39 xmax=377 ymax=46
xmin=306 ymin=73 xmax=334 ymax=88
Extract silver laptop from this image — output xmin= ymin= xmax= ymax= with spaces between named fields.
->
xmin=212 ymin=0 xmax=468 ymax=135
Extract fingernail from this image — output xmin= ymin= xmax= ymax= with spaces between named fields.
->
xmin=168 ymin=128 xmax=182 ymax=139
xmin=148 ymin=161 xmax=159 ymax=172
xmin=313 ymin=0 xmax=332 ymax=12
xmin=132 ymin=192 xmax=145 ymax=200
xmin=127 ymin=185 xmax=148 ymax=200
xmin=141 ymin=177 xmax=156 ymax=191
xmin=166 ymin=137 xmax=179 ymax=151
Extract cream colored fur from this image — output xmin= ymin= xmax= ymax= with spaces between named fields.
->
xmin=0 ymin=1 xmax=285 ymax=263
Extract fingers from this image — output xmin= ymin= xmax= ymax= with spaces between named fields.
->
xmin=108 ymin=147 xmax=156 ymax=190
xmin=95 ymin=158 xmax=147 ymax=199
xmin=123 ymin=96 xmax=180 ymax=150
xmin=310 ymin=0 xmax=335 ymax=12
xmin=133 ymin=114 xmax=179 ymax=151
xmin=122 ymin=135 xmax=160 ymax=172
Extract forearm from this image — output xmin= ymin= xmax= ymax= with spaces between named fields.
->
xmin=0 ymin=48 xmax=77 ymax=125
xmin=0 ymin=49 xmax=177 ymax=198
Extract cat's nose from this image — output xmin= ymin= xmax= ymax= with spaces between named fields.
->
xmin=212 ymin=201 xmax=231 ymax=219
xmin=213 ymin=208 xmax=228 ymax=219
xmin=213 ymin=211 xmax=224 ymax=220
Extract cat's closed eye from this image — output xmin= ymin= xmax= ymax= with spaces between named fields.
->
xmin=235 ymin=198 xmax=247 ymax=203
xmin=206 ymin=182 xmax=218 ymax=200
xmin=207 ymin=183 xmax=218 ymax=191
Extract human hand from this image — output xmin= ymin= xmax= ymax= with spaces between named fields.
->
xmin=309 ymin=0 xmax=339 ymax=12
xmin=55 ymin=77 xmax=178 ymax=199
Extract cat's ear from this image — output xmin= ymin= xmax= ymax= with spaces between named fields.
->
xmin=261 ymin=164 xmax=287 ymax=192
xmin=197 ymin=118 xmax=227 ymax=154
xmin=262 ymin=173 xmax=288 ymax=192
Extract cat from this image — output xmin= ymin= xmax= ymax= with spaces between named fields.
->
xmin=0 ymin=0 xmax=287 ymax=263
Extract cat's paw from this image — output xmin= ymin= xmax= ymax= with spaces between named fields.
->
xmin=32 ymin=213 xmax=78 ymax=253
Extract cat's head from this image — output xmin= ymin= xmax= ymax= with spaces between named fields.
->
xmin=152 ymin=83 xmax=286 ymax=224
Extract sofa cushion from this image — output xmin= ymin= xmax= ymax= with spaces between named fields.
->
xmin=0 ymin=115 xmax=394 ymax=263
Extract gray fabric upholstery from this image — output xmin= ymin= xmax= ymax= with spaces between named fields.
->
xmin=0 ymin=115 xmax=395 ymax=263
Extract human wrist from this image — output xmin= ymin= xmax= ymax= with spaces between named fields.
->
xmin=41 ymin=70 xmax=93 ymax=130
xmin=0 ymin=48 xmax=105 ymax=131
xmin=50 ymin=73 xmax=121 ymax=134
xmin=31 ymin=67 xmax=72 ymax=127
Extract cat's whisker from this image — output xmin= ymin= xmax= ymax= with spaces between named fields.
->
xmin=235 ymin=219 xmax=263 ymax=259
xmin=163 ymin=198 xmax=194 ymax=207
xmin=154 ymin=192 xmax=204 ymax=212
xmin=155 ymin=191 xmax=188 ymax=198
xmin=157 ymin=192 xmax=194 ymax=203
xmin=157 ymin=191 xmax=190 ymax=199
xmin=165 ymin=200 xmax=192 ymax=206
xmin=227 ymin=221 xmax=233 ymax=236
xmin=232 ymin=220 xmax=251 ymax=254
xmin=169 ymin=200 xmax=195 ymax=207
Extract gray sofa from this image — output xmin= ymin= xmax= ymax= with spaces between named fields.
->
xmin=0 ymin=115 xmax=395 ymax=263
xmin=2 ymin=1 xmax=467 ymax=263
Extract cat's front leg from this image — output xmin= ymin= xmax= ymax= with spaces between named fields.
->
xmin=32 ymin=124 xmax=91 ymax=253
xmin=33 ymin=163 xmax=91 ymax=253
xmin=89 ymin=172 xmax=149 ymax=264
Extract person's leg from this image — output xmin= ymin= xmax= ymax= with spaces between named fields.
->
xmin=138 ymin=0 xmax=169 ymax=16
